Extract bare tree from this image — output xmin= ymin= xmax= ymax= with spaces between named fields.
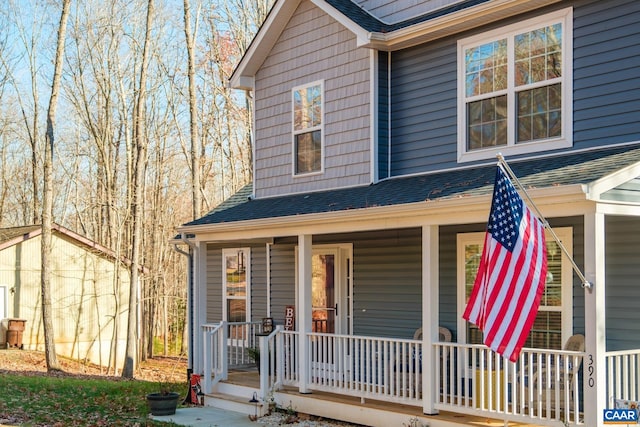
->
xmin=122 ymin=0 xmax=154 ymax=379
xmin=41 ymin=0 xmax=72 ymax=372
xmin=183 ymin=0 xmax=202 ymax=220
xmin=0 ymin=0 xmax=275 ymax=366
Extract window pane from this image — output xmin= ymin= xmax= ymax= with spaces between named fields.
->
xmin=462 ymin=233 xmax=566 ymax=349
xmin=226 ymin=252 xmax=246 ymax=297
xmin=515 ymin=23 xmax=563 ymax=86
xmin=525 ymin=311 xmax=562 ymax=349
xmin=516 ymin=83 xmax=561 ymax=143
xmin=293 ymin=85 xmax=321 ymax=130
xmin=465 ymin=39 xmax=507 ymax=97
xmin=227 ymin=299 xmax=246 ymax=323
xmin=295 ymin=130 xmax=322 ymax=173
xmin=307 ymin=85 xmax=322 ymax=127
xmin=544 ymin=240 xmax=562 ymax=306
xmin=467 ymin=95 xmax=507 ymax=149
xmin=293 ymin=89 xmax=304 ymax=130
xmin=523 ymin=239 xmax=563 ymax=349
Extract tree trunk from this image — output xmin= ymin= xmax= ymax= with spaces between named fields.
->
xmin=41 ymin=0 xmax=71 ymax=373
xmin=183 ymin=0 xmax=201 ymax=220
xmin=122 ymin=0 xmax=154 ymax=379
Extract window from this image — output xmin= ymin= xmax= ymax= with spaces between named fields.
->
xmin=223 ymin=248 xmax=250 ymax=323
xmin=292 ymin=81 xmax=323 ymax=175
xmin=456 ymin=228 xmax=572 ymax=349
xmin=457 ymin=8 xmax=572 ymax=162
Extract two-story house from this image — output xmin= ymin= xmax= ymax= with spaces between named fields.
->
xmin=175 ymin=0 xmax=640 ymax=426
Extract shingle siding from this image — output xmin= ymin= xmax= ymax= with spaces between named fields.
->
xmin=254 ymin=0 xmax=371 ymax=198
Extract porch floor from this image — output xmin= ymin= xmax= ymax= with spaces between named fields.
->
xmin=224 ymin=370 xmax=548 ymax=427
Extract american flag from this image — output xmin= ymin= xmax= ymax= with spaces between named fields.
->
xmin=463 ymin=166 xmax=547 ymax=362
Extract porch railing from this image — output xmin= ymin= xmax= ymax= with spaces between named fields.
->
xmin=202 ymin=326 xmax=587 ymax=425
xmin=435 ymin=342 xmax=585 ymax=426
xmin=606 ymin=349 xmax=640 ymax=406
xmin=202 ymin=320 xmax=262 ymax=393
xmin=202 ymin=322 xmax=225 ymax=394
xmin=279 ymin=331 xmax=423 ymax=404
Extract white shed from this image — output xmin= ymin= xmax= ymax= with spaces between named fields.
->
xmin=0 ymin=224 xmax=134 ymax=371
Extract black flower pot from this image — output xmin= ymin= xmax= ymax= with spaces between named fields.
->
xmin=147 ymin=392 xmax=180 ymax=416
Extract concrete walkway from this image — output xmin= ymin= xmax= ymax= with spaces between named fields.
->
xmin=150 ymin=406 xmax=258 ymax=427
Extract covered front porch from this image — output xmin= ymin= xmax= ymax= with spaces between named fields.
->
xmin=200 ymin=321 xmax=640 ymax=426
xmin=179 ymin=149 xmax=640 ymax=427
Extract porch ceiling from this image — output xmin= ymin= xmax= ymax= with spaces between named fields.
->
xmin=182 ymin=144 xmax=640 ymax=232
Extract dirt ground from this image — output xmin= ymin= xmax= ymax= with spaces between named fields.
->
xmin=0 ymin=349 xmax=188 ymax=383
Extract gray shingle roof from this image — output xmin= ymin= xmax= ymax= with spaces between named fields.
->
xmin=324 ymin=0 xmax=491 ymax=33
xmin=185 ymin=144 xmax=640 ymax=227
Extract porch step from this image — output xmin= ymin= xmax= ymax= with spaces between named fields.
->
xmin=204 ymin=391 xmax=265 ymax=416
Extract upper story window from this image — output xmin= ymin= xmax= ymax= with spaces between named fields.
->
xmin=292 ymin=81 xmax=323 ymax=175
xmin=457 ymin=8 xmax=572 ymax=162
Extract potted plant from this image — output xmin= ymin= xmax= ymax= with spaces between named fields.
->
xmin=146 ymin=381 xmax=180 ymax=416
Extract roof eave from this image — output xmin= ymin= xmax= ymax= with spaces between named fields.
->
xmin=586 ymin=160 xmax=640 ymax=201
xmin=230 ymin=0 xmax=302 ymax=90
xmin=360 ymin=0 xmax=563 ymax=51
xmin=178 ymin=184 xmax=588 ymax=241
xmin=230 ymin=0 xmax=372 ymax=90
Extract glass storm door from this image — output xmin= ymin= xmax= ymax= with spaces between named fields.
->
xmin=312 ymin=253 xmax=336 ymax=333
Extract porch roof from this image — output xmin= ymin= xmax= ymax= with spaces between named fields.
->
xmin=185 ymin=144 xmax=640 ymax=227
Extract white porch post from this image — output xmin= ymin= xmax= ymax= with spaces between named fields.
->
xmin=584 ymin=210 xmax=606 ymax=427
xmin=298 ymin=234 xmax=312 ymax=393
xmin=422 ymin=225 xmax=439 ymax=415
xmin=194 ymin=241 xmax=207 ymax=374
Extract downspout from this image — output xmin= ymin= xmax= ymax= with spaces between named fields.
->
xmin=172 ymin=233 xmax=195 ymax=372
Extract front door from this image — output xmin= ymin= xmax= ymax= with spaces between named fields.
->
xmin=308 ymin=246 xmax=351 ymax=381
xmin=312 ymin=252 xmax=337 ymax=333
xmin=311 ymin=246 xmax=351 ymax=335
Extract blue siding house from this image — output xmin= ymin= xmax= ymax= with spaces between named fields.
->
xmin=176 ymin=1 xmax=640 ymax=426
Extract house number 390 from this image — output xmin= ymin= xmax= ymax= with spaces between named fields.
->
xmin=587 ymin=354 xmax=595 ymax=387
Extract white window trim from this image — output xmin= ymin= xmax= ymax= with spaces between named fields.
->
xmin=222 ymin=247 xmax=251 ymax=323
xmin=457 ymin=7 xmax=573 ymax=163
xmin=291 ymin=80 xmax=325 ymax=177
xmin=456 ymin=228 xmax=573 ymax=347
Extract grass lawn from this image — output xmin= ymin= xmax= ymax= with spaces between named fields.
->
xmin=0 ymin=373 xmax=184 ymax=426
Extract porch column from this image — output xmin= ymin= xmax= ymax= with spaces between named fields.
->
xmin=583 ymin=210 xmax=606 ymax=427
xmin=422 ymin=225 xmax=439 ymax=415
xmin=297 ymin=234 xmax=312 ymax=393
xmin=194 ymin=241 xmax=207 ymax=374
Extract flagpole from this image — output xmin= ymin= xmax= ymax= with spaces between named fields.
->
xmin=496 ymin=153 xmax=593 ymax=290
